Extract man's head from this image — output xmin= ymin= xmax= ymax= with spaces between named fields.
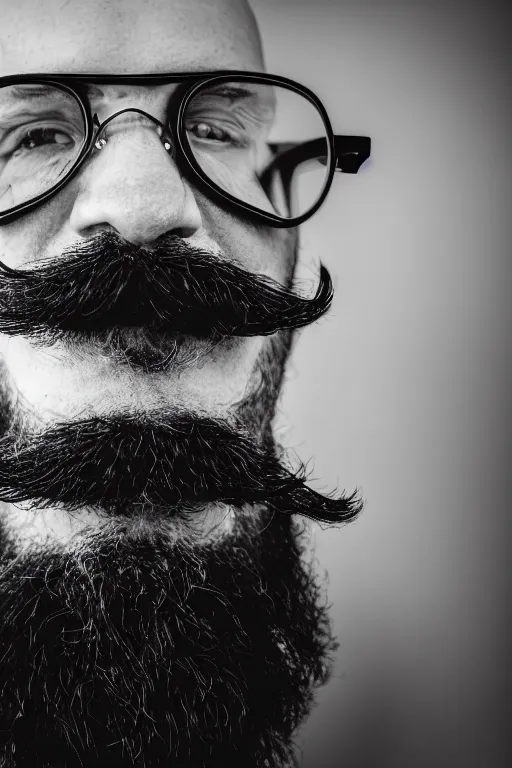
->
xmin=0 ymin=1 xmax=362 ymax=766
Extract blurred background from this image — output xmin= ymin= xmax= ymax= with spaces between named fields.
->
xmin=250 ymin=1 xmax=512 ymax=767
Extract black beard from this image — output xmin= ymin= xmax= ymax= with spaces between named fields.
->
xmin=0 ymin=512 xmax=336 ymax=768
xmin=0 ymin=411 xmax=362 ymax=526
xmin=0 ymin=228 xmax=356 ymax=765
xmin=0 ymin=231 xmax=333 ymax=341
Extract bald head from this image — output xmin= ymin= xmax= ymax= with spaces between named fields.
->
xmin=0 ymin=0 xmax=264 ymax=75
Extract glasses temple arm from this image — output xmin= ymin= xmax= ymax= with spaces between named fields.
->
xmin=265 ymin=135 xmax=371 ymax=178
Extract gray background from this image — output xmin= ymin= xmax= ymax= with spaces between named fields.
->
xmin=251 ymin=1 xmax=512 ymax=766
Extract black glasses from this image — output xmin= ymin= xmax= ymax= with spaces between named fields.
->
xmin=0 ymin=71 xmax=371 ymax=228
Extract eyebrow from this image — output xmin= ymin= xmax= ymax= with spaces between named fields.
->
xmin=201 ymin=85 xmax=253 ymax=99
xmin=1 ymin=86 xmax=77 ymax=119
xmin=190 ymin=84 xmax=276 ymax=119
xmin=8 ymin=85 xmax=70 ymax=101
xmin=199 ymin=84 xmax=273 ymax=104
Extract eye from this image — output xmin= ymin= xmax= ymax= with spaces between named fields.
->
xmin=16 ymin=127 xmax=74 ymax=152
xmin=185 ymin=121 xmax=236 ymax=145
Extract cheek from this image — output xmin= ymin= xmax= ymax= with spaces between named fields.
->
xmin=0 ymin=191 xmax=76 ymax=268
xmin=196 ymin=196 xmax=297 ymax=283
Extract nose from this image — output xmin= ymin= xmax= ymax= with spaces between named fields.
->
xmin=69 ymin=111 xmax=202 ymax=244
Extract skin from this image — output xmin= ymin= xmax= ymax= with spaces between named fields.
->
xmin=0 ymin=0 xmax=300 ymax=550
xmin=0 ymin=5 xmax=347 ymax=765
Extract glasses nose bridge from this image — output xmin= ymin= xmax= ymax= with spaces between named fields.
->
xmin=92 ymin=107 xmax=174 ymax=154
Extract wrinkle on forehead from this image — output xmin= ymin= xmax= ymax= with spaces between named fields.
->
xmin=0 ymin=0 xmax=264 ymax=75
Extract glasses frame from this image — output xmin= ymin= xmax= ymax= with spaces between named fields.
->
xmin=0 ymin=71 xmax=371 ymax=228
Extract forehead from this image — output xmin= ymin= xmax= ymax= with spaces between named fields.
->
xmin=0 ymin=0 xmax=264 ymax=75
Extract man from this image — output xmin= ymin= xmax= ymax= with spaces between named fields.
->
xmin=0 ymin=0 xmax=370 ymax=766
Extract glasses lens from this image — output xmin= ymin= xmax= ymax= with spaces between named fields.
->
xmin=0 ymin=83 xmax=86 ymax=215
xmin=183 ymin=80 xmax=331 ymax=221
